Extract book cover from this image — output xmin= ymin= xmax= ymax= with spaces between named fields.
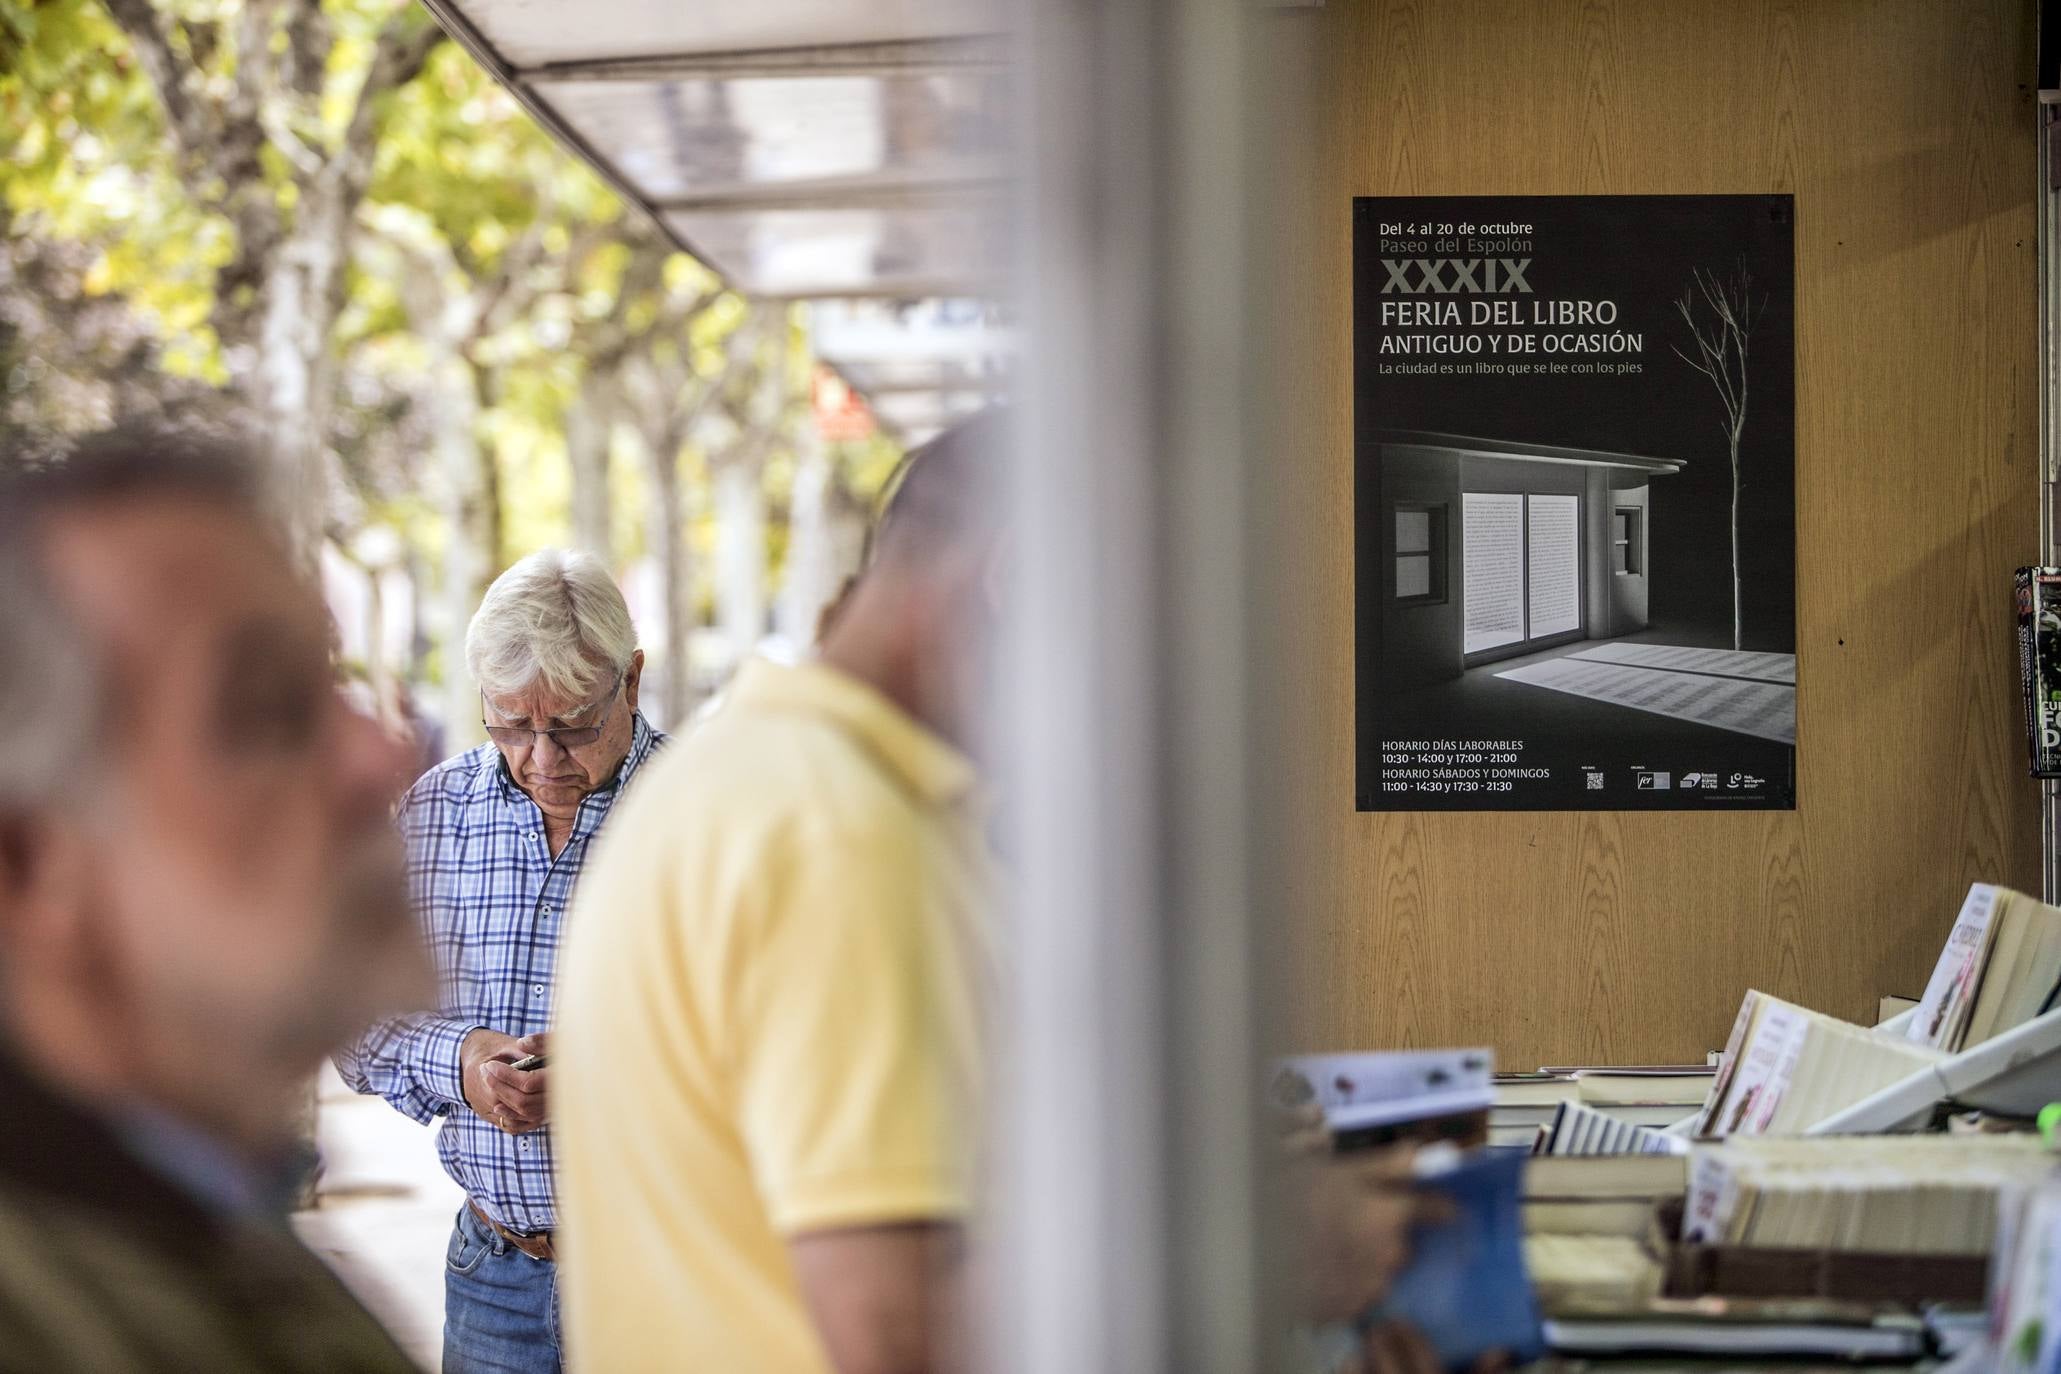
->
xmin=1700 ymin=991 xmax=1765 ymax=1131
xmin=1909 ymin=885 xmax=2004 ymax=1051
xmin=1714 ymin=1000 xmax=1809 ymax=1135
xmin=1360 ymin=1148 xmax=1548 ymax=1366
xmin=1270 ymin=1049 xmax=1495 ymax=1135
xmin=2021 ymin=568 xmax=2061 ymax=778
xmin=2019 ymin=568 xmax=2039 ymax=777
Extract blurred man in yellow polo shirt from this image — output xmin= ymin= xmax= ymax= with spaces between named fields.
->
xmin=555 ymin=414 xmax=1001 ymax=1374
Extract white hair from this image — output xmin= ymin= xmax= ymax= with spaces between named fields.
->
xmin=465 ymin=550 xmax=636 ymax=704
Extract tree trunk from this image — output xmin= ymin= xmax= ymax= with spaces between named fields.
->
xmin=778 ymin=431 xmax=840 ymax=645
xmin=644 ymin=434 xmax=694 ymax=729
xmin=427 ymin=346 xmax=488 ymax=748
xmin=1728 ymin=429 xmax=1743 ymax=652
xmin=566 ymin=396 xmax=614 ymax=559
xmin=250 ymin=217 xmax=350 ymax=559
xmin=363 ymin=559 xmax=392 ymax=719
xmin=715 ymin=458 xmax=768 ymax=666
xmin=472 ymin=366 xmax=506 ymax=575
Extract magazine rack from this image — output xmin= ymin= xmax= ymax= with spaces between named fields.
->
xmin=1805 ymin=1005 xmax=2061 ymax=1134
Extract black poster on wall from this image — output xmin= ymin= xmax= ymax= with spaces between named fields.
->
xmin=1355 ymin=195 xmax=1796 ymax=812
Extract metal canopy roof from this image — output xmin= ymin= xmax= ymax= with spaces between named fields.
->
xmin=417 ymin=0 xmax=1012 ymax=444
xmin=445 ymin=1 xmax=998 ymax=72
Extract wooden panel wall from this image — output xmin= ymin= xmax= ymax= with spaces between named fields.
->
xmin=1278 ymin=0 xmax=2040 ymax=1067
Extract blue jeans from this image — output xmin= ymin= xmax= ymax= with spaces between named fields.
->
xmin=443 ymin=1203 xmax=561 ymax=1374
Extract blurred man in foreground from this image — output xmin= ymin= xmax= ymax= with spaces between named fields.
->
xmin=0 ymin=432 xmax=426 ymax=1371
xmin=337 ymin=549 xmax=666 ymax=1374
xmin=556 ymin=414 xmax=1002 ymax=1373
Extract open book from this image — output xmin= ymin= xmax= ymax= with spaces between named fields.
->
xmin=1696 ymin=991 xmax=1944 ymax=1137
xmin=1905 ymin=884 xmax=2061 ymax=1052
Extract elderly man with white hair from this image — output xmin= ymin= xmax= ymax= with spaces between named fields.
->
xmin=337 ymin=548 xmax=667 ymax=1374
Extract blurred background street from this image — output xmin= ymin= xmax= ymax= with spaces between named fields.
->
xmin=297 ymin=1066 xmax=461 ymax=1370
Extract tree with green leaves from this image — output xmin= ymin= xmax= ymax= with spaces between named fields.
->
xmin=7 ymin=0 xmax=445 ymax=551
xmin=3 ymin=0 xmax=885 ymax=736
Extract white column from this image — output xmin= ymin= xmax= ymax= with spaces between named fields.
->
xmin=989 ymin=0 xmax=1287 ymax=1370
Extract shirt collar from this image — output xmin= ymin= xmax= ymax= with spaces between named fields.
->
xmin=107 ymin=1102 xmax=305 ymax=1221
xmin=726 ymin=657 xmax=980 ymax=808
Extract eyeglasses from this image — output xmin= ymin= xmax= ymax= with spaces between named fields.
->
xmin=481 ymin=675 xmax=623 ymax=751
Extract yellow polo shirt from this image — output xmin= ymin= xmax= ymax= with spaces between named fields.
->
xmin=555 ymin=658 xmax=991 ymax=1373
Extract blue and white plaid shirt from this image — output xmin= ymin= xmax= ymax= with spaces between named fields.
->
xmin=335 ymin=711 xmax=665 ymax=1234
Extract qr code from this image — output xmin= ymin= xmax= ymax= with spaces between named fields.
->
xmin=1585 ymin=771 xmax=1605 ymax=790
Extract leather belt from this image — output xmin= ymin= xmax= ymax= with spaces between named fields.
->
xmin=470 ymin=1199 xmax=556 ymax=1263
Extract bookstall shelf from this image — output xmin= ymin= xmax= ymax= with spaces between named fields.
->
xmin=1809 ymin=1004 xmax=2061 ymax=1133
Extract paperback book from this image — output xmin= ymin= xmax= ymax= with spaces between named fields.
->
xmin=1360 ymin=1147 xmax=1547 ymax=1367
xmin=1698 ymin=991 xmax=1944 ymax=1137
xmin=1906 ymin=884 xmax=2061 ymax=1053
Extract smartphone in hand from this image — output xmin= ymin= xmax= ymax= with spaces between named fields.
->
xmin=509 ymin=1054 xmax=548 ymax=1072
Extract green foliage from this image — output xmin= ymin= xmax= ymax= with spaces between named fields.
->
xmin=2 ymin=0 xmax=228 ymax=378
xmin=3 ymin=0 xmax=899 ymax=710
xmin=369 ymin=42 xmax=617 ymax=281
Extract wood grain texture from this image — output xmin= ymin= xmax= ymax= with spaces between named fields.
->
xmin=1278 ymin=0 xmax=2040 ymax=1067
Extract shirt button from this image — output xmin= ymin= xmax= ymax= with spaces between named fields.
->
xmin=532 ymin=985 xmax=544 ymax=997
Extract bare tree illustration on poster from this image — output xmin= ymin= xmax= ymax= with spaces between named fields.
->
xmin=1673 ymin=262 xmax=1767 ymax=653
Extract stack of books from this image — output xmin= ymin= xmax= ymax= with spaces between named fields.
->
xmin=1543 ymin=1302 xmax=1929 ymax=1361
xmin=1680 ymin=1135 xmax=2051 ymax=1255
xmin=1691 ymin=885 xmax=2061 ymax=1140
xmin=1564 ymin=1066 xmax=1715 ymax=1126
xmin=1988 ymin=1168 xmax=2061 ymax=1372
xmin=1523 ymin=1233 xmax=1665 ymax=1313
xmin=1489 ymin=1073 xmax=1576 ymax=1148
xmin=1491 ymin=1064 xmax=1714 ymax=1149
xmin=1535 ymin=1101 xmax=1687 ymax=1158
xmin=1523 ymin=1152 xmax=1686 ymax=1238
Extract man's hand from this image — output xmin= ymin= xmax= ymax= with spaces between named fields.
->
xmin=1274 ymin=1102 xmax=1334 ymax=1160
xmin=460 ymin=1029 xmax=548 ymax=1134
xmin=1294 ymin=1144 xmax=1452 ymax=1324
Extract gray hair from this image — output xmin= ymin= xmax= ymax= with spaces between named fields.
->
xmin=464 ymin=549 xmax=636 ymax=704
xmin=0 ymin=428 xmax=267 ymax=811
